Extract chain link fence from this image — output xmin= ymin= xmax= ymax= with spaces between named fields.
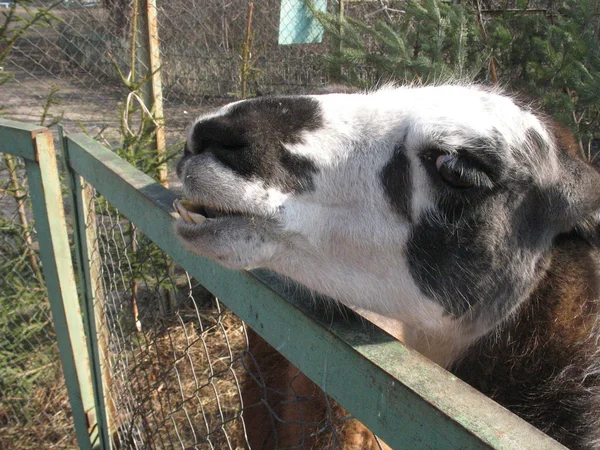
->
xmin=1 ymin=0 xmax=561 ymax=141
xmin=0 ymin=154 xmax=76 ymax=449
xmin=1 ymin=0 xmax=407 ymax=144
xmin=86 ymin=186 xmax=249 ymax=449
xmin=81 ymin=183 xmax=382 ymax=449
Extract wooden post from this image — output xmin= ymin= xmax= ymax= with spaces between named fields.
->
xmin=331 ymin=0 xmax=345 ymax=81
xmin=137 ymin=0 xmax=167 ymax=187
xmin=3 ymin=153 xmax=43 ymax=282
xmin=241 ymin=2 xmax=254 ymax=99
xmin=136 ymin=0 xmax=173 ymax=317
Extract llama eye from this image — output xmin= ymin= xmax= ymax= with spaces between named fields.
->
xmin=435 ymin=154 xmax=476 ymax=188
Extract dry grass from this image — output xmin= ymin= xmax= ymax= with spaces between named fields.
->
xmin=0 ymin=362 xmax=76 ymax=449
xmin=107 ymin=305 xmax=249 ymax=449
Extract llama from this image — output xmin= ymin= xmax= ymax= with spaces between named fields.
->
xmin=174 ymin=85 xmax=600 ymax=449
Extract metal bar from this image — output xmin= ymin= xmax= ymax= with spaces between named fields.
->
xmin=0 ymin=118 xmax=46 ymax=160
xmin=61 ymin=128 xmax=113 ymax=450
xmin=63 ymin=131 xmax=566 ymax=449
xmin=10 ymin=129 xmax=101 ymax=450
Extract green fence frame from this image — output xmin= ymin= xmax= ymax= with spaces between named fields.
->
xmin=0 ymin=118 xmax=567 ymax=449
xmin=0 ymin=119 xmax=101 ymax=449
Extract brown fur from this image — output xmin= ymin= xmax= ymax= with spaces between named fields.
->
xmin=242 ymin=234 xmax=600 ymax=449
xmin=242 ymin=328 xmax=389 ymax=449
xmin=454 ymin=236 xmax=600 ymax=450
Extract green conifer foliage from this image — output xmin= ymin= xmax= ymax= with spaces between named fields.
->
xmin=314 ymin=0 xmax=486 ymax=85
xmin=315 ymin=0 xmax=600 ymax=153
xmin=488 ymin=0 xmax=600 ymax=154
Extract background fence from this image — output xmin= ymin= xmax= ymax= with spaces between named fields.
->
xmin=2 ymin=0 xmax=407 ymax=147
xmin=82 ymin=185 xmax=252 ymax=449
xmin=1 ymin=0 xmax=566 ymax=150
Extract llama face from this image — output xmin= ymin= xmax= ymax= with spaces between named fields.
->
xmin=175 ymin=85 xmax=600 ymax=359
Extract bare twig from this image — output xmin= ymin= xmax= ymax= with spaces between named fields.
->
xmin=240 ymin=2 xmax=254 ymax=99
xmin=0 ymin=0 xmax=63 ymax=63
xmin=3 ymin=153 xmax=43 ymax=282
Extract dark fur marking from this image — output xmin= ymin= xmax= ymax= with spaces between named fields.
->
xmin=455 ymin=132 xmax=509 ymax=183
xmin=407 ymin=206 xmax=529 ymax=317
xmin=186 ymin=96 xmax=321 ymax=193
xmin=381 ymin=145 xmax=412 ymax=221
xmin=407 ymin=184 xmax=562 ymax=318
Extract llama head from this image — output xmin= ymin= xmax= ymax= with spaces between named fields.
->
xmin=174 ymin=85 xmax=600 ymax=357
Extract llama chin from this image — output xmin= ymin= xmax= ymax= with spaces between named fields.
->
xmin=175 ymin=85 xmax=600 ymax=449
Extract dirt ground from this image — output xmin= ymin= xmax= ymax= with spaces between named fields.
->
xmin=1 ymin=60 xmax=206 ymax=148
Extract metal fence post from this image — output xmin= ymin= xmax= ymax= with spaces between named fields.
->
xmin=61 ymin=128 xmax=114 ymax=449
xmin=0 ymin=119 xmax=101 ymax=450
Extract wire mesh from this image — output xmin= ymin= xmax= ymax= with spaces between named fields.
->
xmin=82 ymin=182 xmax=385 ymax=449
xmin=0 ymin=0 xmax=562 ymax=143
xmin=0 ymin=0 xmax=409 ymax=144
xmin=82 ymin=185 xmax=249 ymax=449
xmin=0 ymin=153 xmax=76 ymax=449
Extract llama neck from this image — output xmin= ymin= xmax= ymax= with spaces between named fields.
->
xmin=402 ymin=322 xmax=480 ymax=368
xmin=356 ymin=309 xmax=480 ymax=368
xmin=452 ymin=237 xmax=600 ymax=449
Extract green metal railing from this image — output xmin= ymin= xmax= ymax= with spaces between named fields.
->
xmin=0 ymin=118 xmax=566 ymax=449
xmin=0 ymin=119 xmax=100 ymax=449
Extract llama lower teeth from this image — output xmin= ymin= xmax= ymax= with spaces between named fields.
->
xmin=188 ymin=211 xmax=206 ymax=224
xmin=174 ymin=199 xmax=206 ymax=224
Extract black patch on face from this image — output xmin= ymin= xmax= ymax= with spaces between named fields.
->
xmin=381 ymin=145 xmax=412 ymax=221
xmin=184 ymin=96 xmax=321 ymax=193
xmin=406 ymin=185 xmax=562 ymax=319
xmin=407 ymin=207 xmax=519 ymax=317
xmin=457 ymin=133 xmax=507 ymax=178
